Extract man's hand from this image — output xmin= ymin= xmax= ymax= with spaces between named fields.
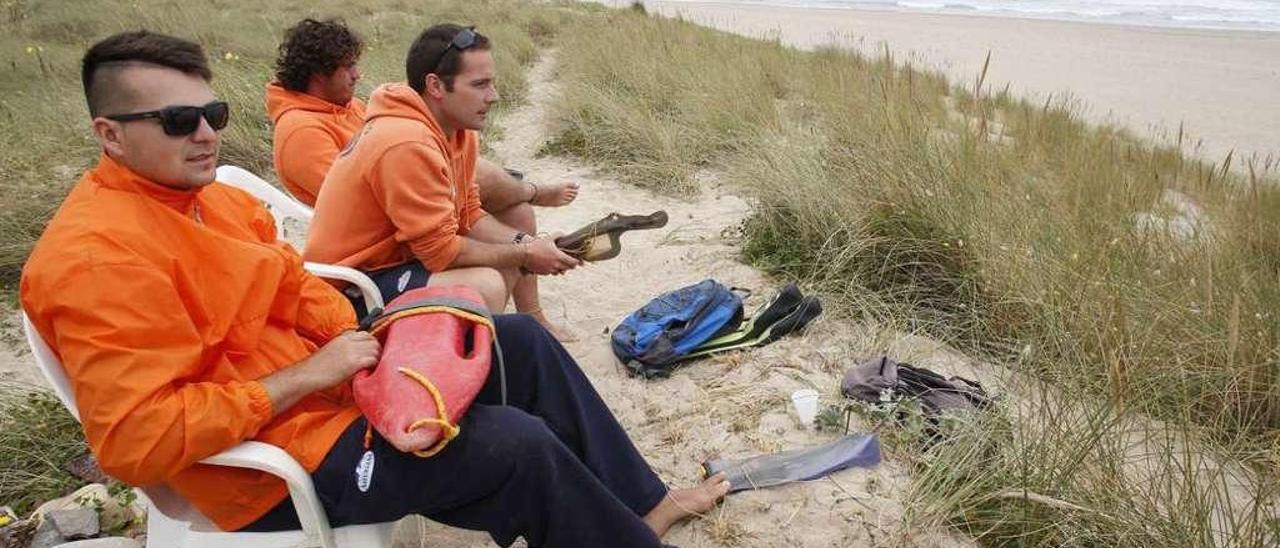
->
xmin=261 ymin=330 xmax=380 ymax=417
xmin=306 ymin=330 xmax=381 ymax=387
xmin=523 ymin=236 xmax=582 ymax=275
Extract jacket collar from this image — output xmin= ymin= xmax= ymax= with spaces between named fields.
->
xmin=90 ymin=153 xmax=203 ymax=217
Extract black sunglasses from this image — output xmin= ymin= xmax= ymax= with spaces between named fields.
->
xmin=432 ymin=26 xmax=479 ymax=74
xmin=105 ymin=101 xmax=230 ymax=136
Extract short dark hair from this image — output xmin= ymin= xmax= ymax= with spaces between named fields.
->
xmin=275 ymin=18 xmax=363 ymax=92
xmin=406 ymin=24 xmax=491 ymax=94
xmin=81 ymin=31 xmax=211 ymax=117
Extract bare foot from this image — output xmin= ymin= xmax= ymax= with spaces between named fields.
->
xmin=643 ymin=473 xmax=731 ymax=539
xmin=525 ymin=308 xmax=579 ymax=342
xmin=529 ymin=180 xmax=579 ymax=207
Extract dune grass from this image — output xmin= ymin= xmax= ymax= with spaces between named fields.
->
xmin=545 ymin=7 xmax=1279 ymax=546
xmin=0 ymin=382 xmax=86 ymax=516
xmin=0 ymin=0 xmax=566 ymax=516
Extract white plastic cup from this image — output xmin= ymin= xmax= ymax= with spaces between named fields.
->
xmin=791 ymin=389 xmax=820 ymax=428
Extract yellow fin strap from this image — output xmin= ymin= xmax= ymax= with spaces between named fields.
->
xmin=398 ymin=367 xmax=462 ymax=457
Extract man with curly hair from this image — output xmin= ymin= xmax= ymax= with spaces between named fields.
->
xmin=266 ymin=18 xmax=366 ymax=206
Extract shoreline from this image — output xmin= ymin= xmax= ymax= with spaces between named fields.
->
xmin=644 ymin=0 xmax=1280 ymax=35
xmin=633 ymin=0 xmax=1280 ymax=164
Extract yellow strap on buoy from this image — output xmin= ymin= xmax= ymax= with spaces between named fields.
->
xmin=367 ymin=305 xmax=493 ymax=337
xmin=368 ymin=305 xmax=495 ymax=457
xmin=399 ymin=367 xmax=462 ymax=457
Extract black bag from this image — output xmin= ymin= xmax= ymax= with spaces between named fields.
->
xmin=841 ymin=356 xmax=991 ymax=422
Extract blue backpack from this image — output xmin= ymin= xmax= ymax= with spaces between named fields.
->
xmin=612 ymin=279 xmax=744 ymax=377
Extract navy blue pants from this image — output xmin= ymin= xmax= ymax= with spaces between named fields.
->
xmin=243 ymin=314 xmax=669 ymax=547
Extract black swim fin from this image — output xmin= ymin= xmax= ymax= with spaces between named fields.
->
xmin=697 ymin=284 xmax=803 ymax=350
xmin=680 ymin=295 xmax=823 ymax=361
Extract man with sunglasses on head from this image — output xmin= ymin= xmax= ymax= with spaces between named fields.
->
xmin=22 ymin=29 xmax=727 ymax=548
xmin=304 ymin=25 xmax=585 ymax=340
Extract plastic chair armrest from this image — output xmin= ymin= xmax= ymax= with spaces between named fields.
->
xmin=303 ymin=262 xmax=384 ymax=310
xmin=200 ymin=441 xmax=335 ymax=547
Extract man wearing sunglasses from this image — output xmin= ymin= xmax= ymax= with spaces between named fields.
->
xmin=22 ymin=29 xmax=726 ymax=548
xmin=305 ymin=24 xmax=584 ymax=340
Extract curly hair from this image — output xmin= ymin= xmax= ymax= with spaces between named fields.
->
xmin=274 ymin=18 xmax=363 ymax=92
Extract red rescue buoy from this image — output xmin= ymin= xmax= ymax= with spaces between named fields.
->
xmin=352 ymin=285 xmax=494 ymax=456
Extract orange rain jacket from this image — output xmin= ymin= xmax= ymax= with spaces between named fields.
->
xmin=20 ymin=154 xmax=361 ymax=531
xmin=303 ymin=83 xmax=484 ymax=273
xmin=266 ymin=82 xmax=367 ymax=206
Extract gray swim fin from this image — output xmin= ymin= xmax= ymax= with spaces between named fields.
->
xmin=701 ymin=433 xmax=880 ymax=493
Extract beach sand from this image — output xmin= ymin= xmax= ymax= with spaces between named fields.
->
xmin=639 ymin=1 xmax=1280 ymax=165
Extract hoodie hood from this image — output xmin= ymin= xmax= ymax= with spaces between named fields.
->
xmin=303 ymin=81 xmax=483 ymax=274
xmin=366 ymin=83 xmax=442 ymax=131
xmin=366 ymin=82 xmax=474 ymax=151
xmin=265 ymin=81 xmax=360 ymax=123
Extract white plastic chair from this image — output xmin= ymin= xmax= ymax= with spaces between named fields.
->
xmin=215 ymin=165 xmax=314 ymax=236
xmin=215 ymin=165 xmax=383 ymax=311
xmin=21 ymin=312 xmax=394 ymax=547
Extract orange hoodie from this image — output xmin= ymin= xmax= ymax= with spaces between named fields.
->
xmin=265 ymin=82 xmax=366 ymax=206
xmin=20 ymin=154 xmax=361 ymax=531
xmin=304 ymin=83 xmax=484 ymax=273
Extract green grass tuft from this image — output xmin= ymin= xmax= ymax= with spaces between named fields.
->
xmin=0 ymin=383 xmax=88 ymax=516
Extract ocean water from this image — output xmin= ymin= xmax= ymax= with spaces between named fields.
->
xmin=656 ymin=0 xmax=1280 ymax=31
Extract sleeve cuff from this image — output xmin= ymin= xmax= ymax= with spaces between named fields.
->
xmin=245 ymin=381 xmax=274 ymax=428
xmin=418 ymin=235 xmax=463 ymax=273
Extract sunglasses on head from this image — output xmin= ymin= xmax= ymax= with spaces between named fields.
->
xmin=105 ymin=101 xmax=230 ymax=136
xmin=432 ymin=26 xmax=479 ymax=74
